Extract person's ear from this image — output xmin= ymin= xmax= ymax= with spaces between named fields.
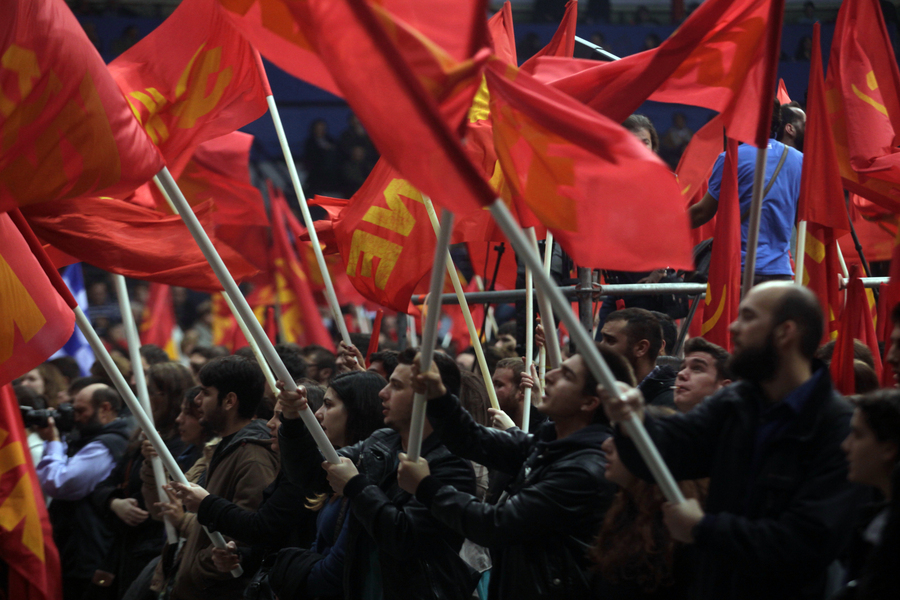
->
xmin=320 ymin=367 xmax=333 ymax=381
xmin=634 ymin=339 xmax=650 ymax=359
xmin=222 ymin=391 xmax=239 ymax=412
xmin=785 ymin=122 xmax=796 ymax=138
xmin=773 ymin=320 xmax=797 ymax=350
xmin=582 ymin=394 xmax=601 ymax=416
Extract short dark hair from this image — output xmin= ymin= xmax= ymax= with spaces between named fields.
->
xmin=397 ymin=349 xmax=462 ymax=397
xmin=777 ymin=103 xmax=804 ymax=141
xmin=198 ymin=356 xmax=265 ymax=420
xmin=276 ymin=343 xmax=308 ymax=382
xmin=770 ymin=286 xmax=823 ymax=360
xmin=683 ymin=337 xmax=732 ymax=381
xmin=369 ymin=350 xmax=399 ymax=379
xmin=771 ymin=98 xmax=783 ymax=139
xmin=495 ymin=357 xmax=526 ymax=387
xmin=497 ymin=321 xmax=517 ymax=338
xmin=190 ymin=346 xmax=220 ymax=361
xmin=140 ymin=344 xmax=171 ymax=366
xmin=577 ymin=346 xmax=636 ymax=426
xmin=606 ymin=308 xmax=663 ymax=361
xmin=623 ymin=114 xmax=659 ymax=153
xmin=69 ymin=376 xmax=104 ymax=397
xmin=297 ymin=379 xmax=326 ymax=413
xmin=48 ymin=356 xmax=81 ymax=383
xmin=854 ymin=389 xmax=900 ymax=447
xmin=329 ymin=371 xmax=387 ymax=445
xmin=815 ymin=339 xmax=875 ymax=369
xmin=92 ymin=385 xmax=122 ymax=414
xmin=649 ymin=311 xmax=676 ymax=356
xmin=301 ymin=345 xmax=336 ymax=373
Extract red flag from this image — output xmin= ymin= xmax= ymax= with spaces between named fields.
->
xmin=0 ymin=213 xmax=75 ymax=387
xmin=533 ymin=0 xmax=784 ymax=147
xmin=798 ymin=24 xmax=851 ymax=236
xmin=776 ymin=78 xmax=792 ymax=105
xmin=271 ymin=194 xmax=334 ymax=349
xmin=701 ymin=139 xmax=741 ymax=349
xmin=519 ymin=0 xmax=577 ymax=73
xmin=22 ymin=197 xmax=257 ymax=293
xmin=445 ymin=278 xmax=484 ymax=351
xmin=109 ymin=0 xmax=270 ymax=178
xmin=333 ymin=159 xmax=436 ymax=313
xmin=486 ymin=2 xmax=517 ymax=65
xmin=802 ymin=224 xmax=844 ymax=342
xmin=676 ymin=115 xmax=725 ymax=246
xmin=832 ymin=265 xmax=882 ymax=394
xmin=485 ymin=59 xmax=693 ymax=271
xmin=140 ymin=283 xmax=179 ymax=359
xmin=286 ymin=0 xmax=496 ymax=214
xmin=0 ymin=0 xmax=162 ymax=211
xmin=825 ymin=0 xmax=900 ymax=211
xmin=0 ymin=384 xmax=62 ymax=600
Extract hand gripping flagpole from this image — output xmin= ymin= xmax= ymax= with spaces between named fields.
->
xmin=265 ymin=95 xmax=351 ymax=346
xmin=423 ymin=199 xmax=500 ymax=411
xmin=488 ymin=199 xmax=685 ymax=504
xmin=407 ymin=209 xmax=455 ymax=461
xmin=155 ymin=167 xmax=340 ymax=465
xmin=533 ymin=234 xmax=562 ymax=370
xmin=8 ymin=210 xmax=247 ymax=578
xmin=112 ymin=274 xmax=178 ymax=545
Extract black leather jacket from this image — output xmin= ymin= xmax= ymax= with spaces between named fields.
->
xmin=615 ymin=366 xmax=866 ymax=600
xmin=419 ymin=393 xmax=616 ymax=599
xmin=278 ymin=418 xmax=476 ymax=600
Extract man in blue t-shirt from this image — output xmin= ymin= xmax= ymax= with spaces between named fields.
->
xmin=689 ymin=102 xmax=804 ymax=281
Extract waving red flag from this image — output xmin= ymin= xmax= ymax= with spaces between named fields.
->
xmin=701 ymin=139 xmax=741 ymax=350
xmin=286 ymin=0 xmax=495 ymax=214
xmin=776 ymin=79 xmax=792 ymax=105
xmin=22 ymin=197 xmax=257 ymax=293
xmin=0 ymin=0 xmax=162 ymax=211
xmin=825 ymin=0 xmax=900 ymax=212
xmin=271 ymin=194 xmax=333 ymax=349
xmin=140 ymin=283 xmax=179 ymax=359
xmin=485 ymin=59 xmax=692 ymax=271
xmin=487 ymin=2 xmax=517 ymax=65
xmin=0 ymin=384 xmax=62 ymax=600
xmin=109 ymin=0 xmax=269 ymax=178
xmin=832 ymin=265 xmax=882 ymax=394
xmin=520 ymin=0 xmax=577 ymax=73
xmin=533 ymin=0 xmax=785 ymax=147
xmin=0 ymin=213 xmax=75 ymax=388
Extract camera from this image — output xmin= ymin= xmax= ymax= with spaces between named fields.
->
xmin=20 ymin=403 xmax=76 ymax=433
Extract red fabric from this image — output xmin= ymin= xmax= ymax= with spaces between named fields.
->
xmin=700 ymin=139 xmax=741 ymax=350
xmin=286 ymin=0 xmax=495 ymax=214
xmin=532 ymin=0 xmax=785 ymax=147
xmin=22 ymin=197 xmax=257 ymax=293
xmin=825 ymin=0 xmax=900 ymax=211
xmin=487 ymin=2 xmax=517 ymax=65
xmin=333 ymin=159 xmax=436 ymax=313
xmin=365 ymin=309 xmax=384 ymax=365
xmin=0 ymin=214 xmax=74 ymax=388
xmin=0 ymin=0 xmax=162 ymax=212
xmin=676 ymin=113 xmax=725 ymax=240
xmin=445 ymin=278 xmax=484 ymax=351
xmin=832 ymin=265 xmax=883 ymax=394
xmin=466 ymin=240 xmax=518 ymax=292
xmin=802 ymin=223 xmax=844 ymax=342
xmin=798 ymin=24 xmax=851 ymax=236
xmin=519 ymin=0 xmax=577 ymax=73
xmin=485 ymin=59 xmax=693 ymax=271
xmin=109 ymin=0 xmax=269 ymax=178
xmin=0 ymin=383 xmax=62 ymax=600
xmin=139 ymin=283 xmax=179 ymax=359
xmin=776 ymin=78 xmax=792 ymax=105
xmin=271 ymin=194 xmax=334 ymax=349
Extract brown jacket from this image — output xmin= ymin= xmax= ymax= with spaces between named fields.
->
xmin=171 ymin=420 xmax=278 ymax=600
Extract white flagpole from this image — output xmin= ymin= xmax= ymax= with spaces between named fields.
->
xmin=795 ymin=220 xmax=808 ymax=285
xmin=423 ymin=199 xmax=500 ymax=410
xmin=522 ymin=229 xmax=538 ymax=432
xmin=112 ymin=274 xmax=178 ymax=545
xmin=407 ymin=209 xmax=454 ymax=461
xmin=539 ymin=232 xmax=554 ymax=384
xmin=156 ymin=167 xmax=340 ymax=465
xmin=73 ymin=307 xmax=244 ymax=576
xmin=221 ymin=291 xmax=279 ymax=394
xmin=741 ymin=147 xmax=769 ymax=297
xmin=265 ymin=95 xmax=351 ymax=345
xmin=489 ymin=199 xmax=685 ymax=504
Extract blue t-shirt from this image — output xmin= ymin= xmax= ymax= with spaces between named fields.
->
xmin=707 ymin=139 xmax=803 ymax=276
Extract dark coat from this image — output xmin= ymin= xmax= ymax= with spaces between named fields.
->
xmin=420 ymin=393 xmax=616 ymax=600
xmin=615 ymin=368 xmax=865 ymax=600
xmin=638 ymin=364 xmax=677 ymax=409
xmin=278 ymin=418 xmax=477 ymax=600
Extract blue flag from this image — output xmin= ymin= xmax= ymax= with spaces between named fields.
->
xmin=50 ymin=264 xmax=94 ymax=376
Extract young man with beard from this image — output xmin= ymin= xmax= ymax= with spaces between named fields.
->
xmin=167 ymin=355 xmax=279 ymax=600
xmin=37 ymin=382 xmax=132 ymax=600
xmin=275 ymin=349 xmax=477 ymax=600
xmin=601 ymin=282 xmax=864 ymax=600
xmin=396 ymin=348 xmax=629 ymax=600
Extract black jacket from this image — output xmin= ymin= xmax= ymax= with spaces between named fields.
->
xmin=49 ymin=419 xmax=132 ymax=580
xmin=615 ymin=367 xmax=865 ymax=600
xmin=638 ymin=364 xmax=677 ymax=409
xmin=420 ymin=393 xmax=616 ymax=600
xmin=278 ymin=418 xmax=477 ymax=600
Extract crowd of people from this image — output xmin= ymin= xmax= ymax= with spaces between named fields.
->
xmin=13 ymin=280 xmax=900 ymax=600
